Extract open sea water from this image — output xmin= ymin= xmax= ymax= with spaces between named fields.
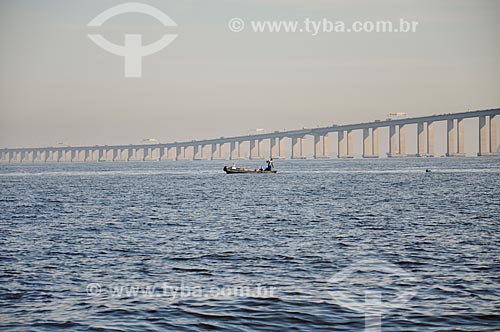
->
xmin=0 ymin=158 xmax=499 ymax=331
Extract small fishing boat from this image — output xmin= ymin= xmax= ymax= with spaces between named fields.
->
xmin=223 ymin=165 xmax=277 ymax=174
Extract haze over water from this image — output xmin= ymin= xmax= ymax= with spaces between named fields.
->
xmin=1 ymin=158 xmax=499 ymax=331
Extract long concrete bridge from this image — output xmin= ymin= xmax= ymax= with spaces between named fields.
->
xmin=1 ymin=108 xmax=498 ymax=163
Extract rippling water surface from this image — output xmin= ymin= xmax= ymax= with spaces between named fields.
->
xmin=1 ymin=158 xmax=499 ymax=331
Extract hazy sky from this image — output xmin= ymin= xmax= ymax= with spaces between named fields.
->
xmin=1 ymin=0 xmax=499 ymax=154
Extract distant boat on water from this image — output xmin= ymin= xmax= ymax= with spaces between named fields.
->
xmin=223 ymin=165 xmax=277 ymax=174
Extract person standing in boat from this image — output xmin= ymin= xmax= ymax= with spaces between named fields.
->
xmin=265 ymin=158 xmax=274 ymax=171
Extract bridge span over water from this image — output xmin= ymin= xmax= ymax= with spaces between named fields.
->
xmin=1 ymin=108 xmax=498 ymax=163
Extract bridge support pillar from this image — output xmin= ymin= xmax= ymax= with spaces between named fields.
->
xmin=490 ymin=115 xmax=497 ymax=154
xmin=478 ymin=115 xmax=498 ymax=156
xmin=323 ymin=134 xmax=330 ymax=158
xmin=300 ymin=136 xmax=306 ymax=158
xmin=338 ymin=131 xmax=345 ymax=158
xmin=185 ymin=146 xmax=193 ymax=160
xmin=278 ymin=137 xmax=285 ymax=159
xmin=270 ymin=138 xmax=278 ymax=158
xmin=211 ymin=144 xmax=218 ymax=160
xmin=314 ymin=134 xmax=329 ymax=159
xmin=399 ymin=125 xmax=406 ymax=156
xmin=102 ymin=149 xmax=108 ymax=161
xmin=165 ymin=147 xmax=173 ymax=160
xmin=362 ymin=128 xmax=370 ymax=158
xmin=362 ymin=128 xmax=378 ymax=158
xmin=106 ymin=148 xmax=112 ymax=161
xmin=193 ymin=145 xmax=200 ymax=160
xmin=238 ymin=141 xmax=245 ymax=159
xmin=230 ymin=142 xmax=237 ymax=160
xmin=154 ymin=147 xmax=161 ymax=161
xmin=427 ymin=122 xmax=435 ymax=156
xmin=201 ymin=145 xmax=208 ymax=160
xmin=478 ymin=116 xmax=488 ymax=156
xmin=457 ymin=119 xmax=465 ymax=156
xmin=291 ymin=137 xmax=300 ymax=159
xmin=314 ymin=134 xmax=321 ymax=159
xmin=250 ymin=140 xmax=258 ymax=159
xmin=347 ymin=130 xmax=354 ymax=158
xmin=70 ymin=149 xmax=77 ymax=162
xmin=111 ymin=149 xmax=118 ymax=161
xmin=82 ymin=149 xmax=89 ymax=162
xmin=417 ymin=122 xmax=425 ymax=157
xmin=219 ymin=143 xmax=226 ymax=160
xmin=291 ymin=136 xmax=306 ymax=159
xmin=372 ymin=128 xmax=379 ymax=157
xmin=258 ymin=139 xmax=265 ymax=159
xmin=158 ymin=147 xmax=166 ymax=161
xmin=446 ymin=119 xmax=455 ymax=157
xmin=175 ymin=147 xmax=182 ymax=161
xmin=388 ymin=125 xmax=397 ymax=157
